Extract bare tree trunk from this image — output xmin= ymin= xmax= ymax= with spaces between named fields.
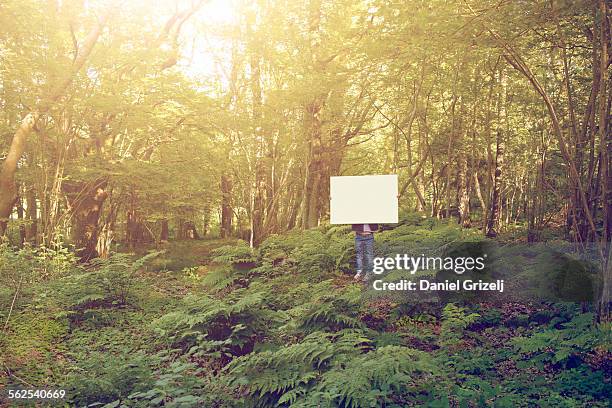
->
xmin=97 ymin=194 xmax=119 ymax=258
xmin=202 ymin=204 xmax=211 ymax=237
xmin=597 ymin=0 xmax=611 ymax=320
xmin=482 ymin=71 xmax=496 ymax=231
xmin=301 ymin=108 xmax=325 ymax=230
xmin=264 ymin=135 xmax=279 ymax=235
xmin=16 ymin=195 xmax=25 ymax=246
xmin=301 ymin=0 xmax=325 ymax=230
xmin=445 ymin=95 xmax=457 ymax=218
xmin=249 ymin=51 xmax=265 ymax=246
xmin=160 ymin=219 xmax=169 ymax=242
xmin=220 ymin=174 xmax=233 ymax=238
xmin=126 ymin=195 xmax=138 ymax=247
xmin=25 ymin=187 xmax=38 ymax=244
xmin=301 ymin=91 xmax=325 ymax=229
xmin=486 ymin=132 xmax=504 ymax=238
xmin=456 ymin=97 xmax=470 ymax=227
xmin=458 ymin=153 xmax=471 ymax=228
xmin=0 ymin=116 xmax=31 ymax=235
xmin=473 ymin=171 xmax=486 ymax=221
xmin=64 ymin=179 xmax=109 ymax=262
xmin=486 ymin=68 xmax=506 ymax=238
xmin=286 ymin=180 xmax=301 ymax=231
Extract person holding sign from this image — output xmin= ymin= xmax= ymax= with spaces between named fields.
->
xmin=330 ymin=174 xmax=397 ymax=282
xmin=352 ymin=223 xmax=378 ymax=281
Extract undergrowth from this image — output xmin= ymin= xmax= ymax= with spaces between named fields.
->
xmin=1 ymin=220 xmax=609 ymax=407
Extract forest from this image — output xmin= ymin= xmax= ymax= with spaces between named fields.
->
xmin=0 ymin=0 xmax=611 ymax=406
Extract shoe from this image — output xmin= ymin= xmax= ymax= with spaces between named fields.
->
xmin=354 ymin=271 xmax=362 ymax=280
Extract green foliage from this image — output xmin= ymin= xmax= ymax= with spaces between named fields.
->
xmin=439 ymin=303 xmax=479 ymax=347
xmin=66 ymin=351 xmax=155 ymax=407
xmin=0 ymin=242 xmax=78 ymax=288
xmin=200 ymin=264 xmax=244 ymax=290
xmin=196 ymin=242 xmax=260 ymax=291
xmin=227 ymin=329 xmax=436 ymax=407
xmin=125 ymin=357 xmax=232 ymax=408
xmin=1 ymin=311 xmax=68 ymax=387
xmin=553 ymin=365 xmax=612 ymax=400
xmin=212 ymin=241 xmax=258 ymax=267
xmin=1 ymin=0 xmax=610 ymax=402
xmin=259 ymin=228 xmax=353 ymax=275
xmin=450 ymin=377 xmax=520 ymax=408
xmin=153 ymin=290 xmax=279 ymax=358
xmin=181 ymin=266 xmax=202 ymax=283
xmin=512 ymin=312 xmax=604 ymax=366
xmin=50 ymin=251 xmax=161 ymax=322
xmin=2 ymin=225 xmax=611 ymax=408
xmin=282 ymin=280 xmax=363 ymax=332
xmin=507 ymin=246 xmax=598 ymax=302
xmin=307 ymin=345 xmax=436 ymax=408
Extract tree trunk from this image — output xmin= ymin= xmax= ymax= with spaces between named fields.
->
xmin=597 ymin=0 xmax=611 ymax=320
xmin=486 ymin=132 xmax=504 ymax=238
xmin=25 ymin=187 xmax=38 ymax=244
xmin=202 ymin=204 xmax=211 ymax=237
xmin=473 ymin=172 xmax=486 ymax=220
xmin=16 ymin=195 xmax=26 ymax=246
xmin=176 ymin=218 xmax=185 ymax=240
xmin=458 ymin=153 xmax=471 ymax=228
xmin=486 ymin=68 xmax=506 ymax=238
xmin=127 ymin=210 xmax=137 ymax=246
xmin=97 ymin=197 xmax=119 ymax=258
xmin=184 ymin=221 xmax=200 ymax=240
xmin=249 ymin=47 xmax=265 ymax=246
xmin=287 ymin=181 xmax=301 ymax=230
xmin=64 ymin=179 xmax=108 ymax=262
xmin=263 ymin=133 xmax=279 ymax=236
xmin=160 ymin=219 xmax=169 ymax=242
xmin=456 ymin=99 xmax=470 ymax=228
xmin=302 ymin=98 xmax=324 ymax=229
xmin=220 ymin=174 xmax=233 ymax=238
xmin=301 ymin=0 xmax=325 ymax=230
xmin=127 ymin=213 xmax=154 ymax=247
xmin=445 ymin=95 xmax=457 ymax=219
xmin=481 ymin=61 xmax=499 ymax=232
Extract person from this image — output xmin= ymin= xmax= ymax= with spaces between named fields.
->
xmin=352 ymin=223 xmax=378 ymax=281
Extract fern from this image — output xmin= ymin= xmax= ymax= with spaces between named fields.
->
xmin=153 ymin=290 xmax=279 ymax=358
xmin=226 ymin=330 xmax=436 ymax=407
xmin=512 ymin=312 xmax=604 ymax=366
xmin=226 ymin=330 xmax=371 ymax=404
xmin=282 ymin=281 xmax=363 ymax=332
xmin=259 ymin=229 xmax=353 ymax=275
xmin=201 ymin=264 xmax=243 ymax=290
xmin=439 ymin=303 xmax=480 ymax=347
xmin=52 ymin=251 xmax=163 ymax=318
xmin=212 ymin=242 xmax=257 ymax=266
xmin=310 ymin=346 xmax=436 ymax=408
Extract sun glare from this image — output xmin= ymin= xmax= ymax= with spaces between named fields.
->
xmin=201 ymin=0 xmax=237 ymax=25
xmin=178 ymin=0 xmax=237 ymax=88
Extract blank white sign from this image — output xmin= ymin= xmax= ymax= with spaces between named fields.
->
xmin=330 ymin=175 xmax=398 ymax=224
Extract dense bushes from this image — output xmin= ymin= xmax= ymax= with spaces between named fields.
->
xmin=1 ymin=220 xmax=610 ymax=407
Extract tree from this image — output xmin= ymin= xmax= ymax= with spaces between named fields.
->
xmin=0 ymin=2 xmax=110 ymax=236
